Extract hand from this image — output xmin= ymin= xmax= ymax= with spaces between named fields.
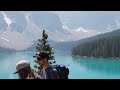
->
xmin=26 ymin=74 xmax=30 ymax=79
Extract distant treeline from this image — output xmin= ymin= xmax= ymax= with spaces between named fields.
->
xmin=0 ymin=47 xmax=17 ymax=52
xmin=72 ymin=36 xmax=120 ymax=58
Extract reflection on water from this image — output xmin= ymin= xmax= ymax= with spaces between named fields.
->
xmin=0 ymin=52 xmax=36 ymax=79
xmin=1 ymin=51 xmax=120 ymax=79
xmin=72 ymin=57 xmax=120 ymax=78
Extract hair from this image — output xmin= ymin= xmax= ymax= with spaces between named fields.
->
xmin=18 ymin=66 xmax=31 ymax=79
xmin=39 ymin=52 xmax=49 ymax=61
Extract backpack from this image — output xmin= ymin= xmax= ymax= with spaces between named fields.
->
xmin=52 ymin=64 xmax=69 ymax=79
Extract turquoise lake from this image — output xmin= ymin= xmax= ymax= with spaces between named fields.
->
xmin=1 ymin=50 xmax=120 ymax=79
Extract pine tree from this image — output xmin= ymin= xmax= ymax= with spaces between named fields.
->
xmin=33 ymin=30 xmax=55 ymax=75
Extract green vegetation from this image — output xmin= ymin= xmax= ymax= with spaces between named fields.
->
xmin=72 ymin=36 xmax=120 ymax=58
xmin=33 ymin=30 xmax=55 ymax=74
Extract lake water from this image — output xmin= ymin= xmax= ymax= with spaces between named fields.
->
xmin=1 ymin=50 xmax=120 ymax=79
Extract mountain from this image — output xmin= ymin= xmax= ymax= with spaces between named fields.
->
xmin=1 ymin=11 xmax=64 ymax=36
xmin=71 ymin=29 xmax=120 ymax=58
xmin=53 ymin=11 xmax=120 ymax=31
xmin=76 ymin=28 xmax=120 ymax=43
xmin=24 ymin=39 xmax=61 ymax=51
xmin=0 ymin=11 xmax=65 ymax=51
xmin=0 ymin=46 xmax=17 ymax=52
xmin=31 ymin=11 xmax=63 ymax=33
xmin=2 ymin=11 xmax=27 ymax=33
xmin=72 ymin=35 xmax=120 ymax=58
xmin=0 ymin=11 xmax=102 ymax=51
xmin=50 ymin=29 xmax=120 ymax=51
xmin=62 ymin=26 xmax=101 ymax=41
xmin=1 ymin=11 xmax=120 ymax=52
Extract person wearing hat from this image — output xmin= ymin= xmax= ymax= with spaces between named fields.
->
xmin=33 ymin=52 xmax=59 ymax=79
xmin=14 ymin=60 xmax=41 ymax=79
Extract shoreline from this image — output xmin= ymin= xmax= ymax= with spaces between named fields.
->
xmin=71 ymin=55 xmax=120 ymax=60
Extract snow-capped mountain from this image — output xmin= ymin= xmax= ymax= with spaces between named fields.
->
xmin=0 ymin=11 xmax=66 ymax=51
xmin=1 ymin=11 xmax=27 ymax=33
xmin=52 ymin=11 xmax=120 ymax=32
xmin=0 ymin=12 xmax=8 ymax=31
xmin=62 ymin=23 xmax=101 ymax=41
xmin=0 ymin=11 xmax=102 ymax=51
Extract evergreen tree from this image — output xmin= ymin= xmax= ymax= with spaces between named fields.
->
xmin=33 ymin=30 xmax=55 ymax=75
xmin=72 ymin=36 xmax=120 ymax=58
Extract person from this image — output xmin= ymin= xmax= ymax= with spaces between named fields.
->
xmin=34 ymin=52 xmax=59 ymax=79
xmin=14 ymin=60 xmax=40 ymax=79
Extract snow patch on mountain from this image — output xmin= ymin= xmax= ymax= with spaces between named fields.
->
xmin=0 ymin=36 xmax=9 ymax=42
xmin=105 ymin=19 xmax=120 ymax=33
xmin=74 ymin=27 xmax=88 ymax=32
xmin=1 ymin=11 xmax=12 ymax=27
xmin=62 ymin=23 xmax=101 ymax=41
